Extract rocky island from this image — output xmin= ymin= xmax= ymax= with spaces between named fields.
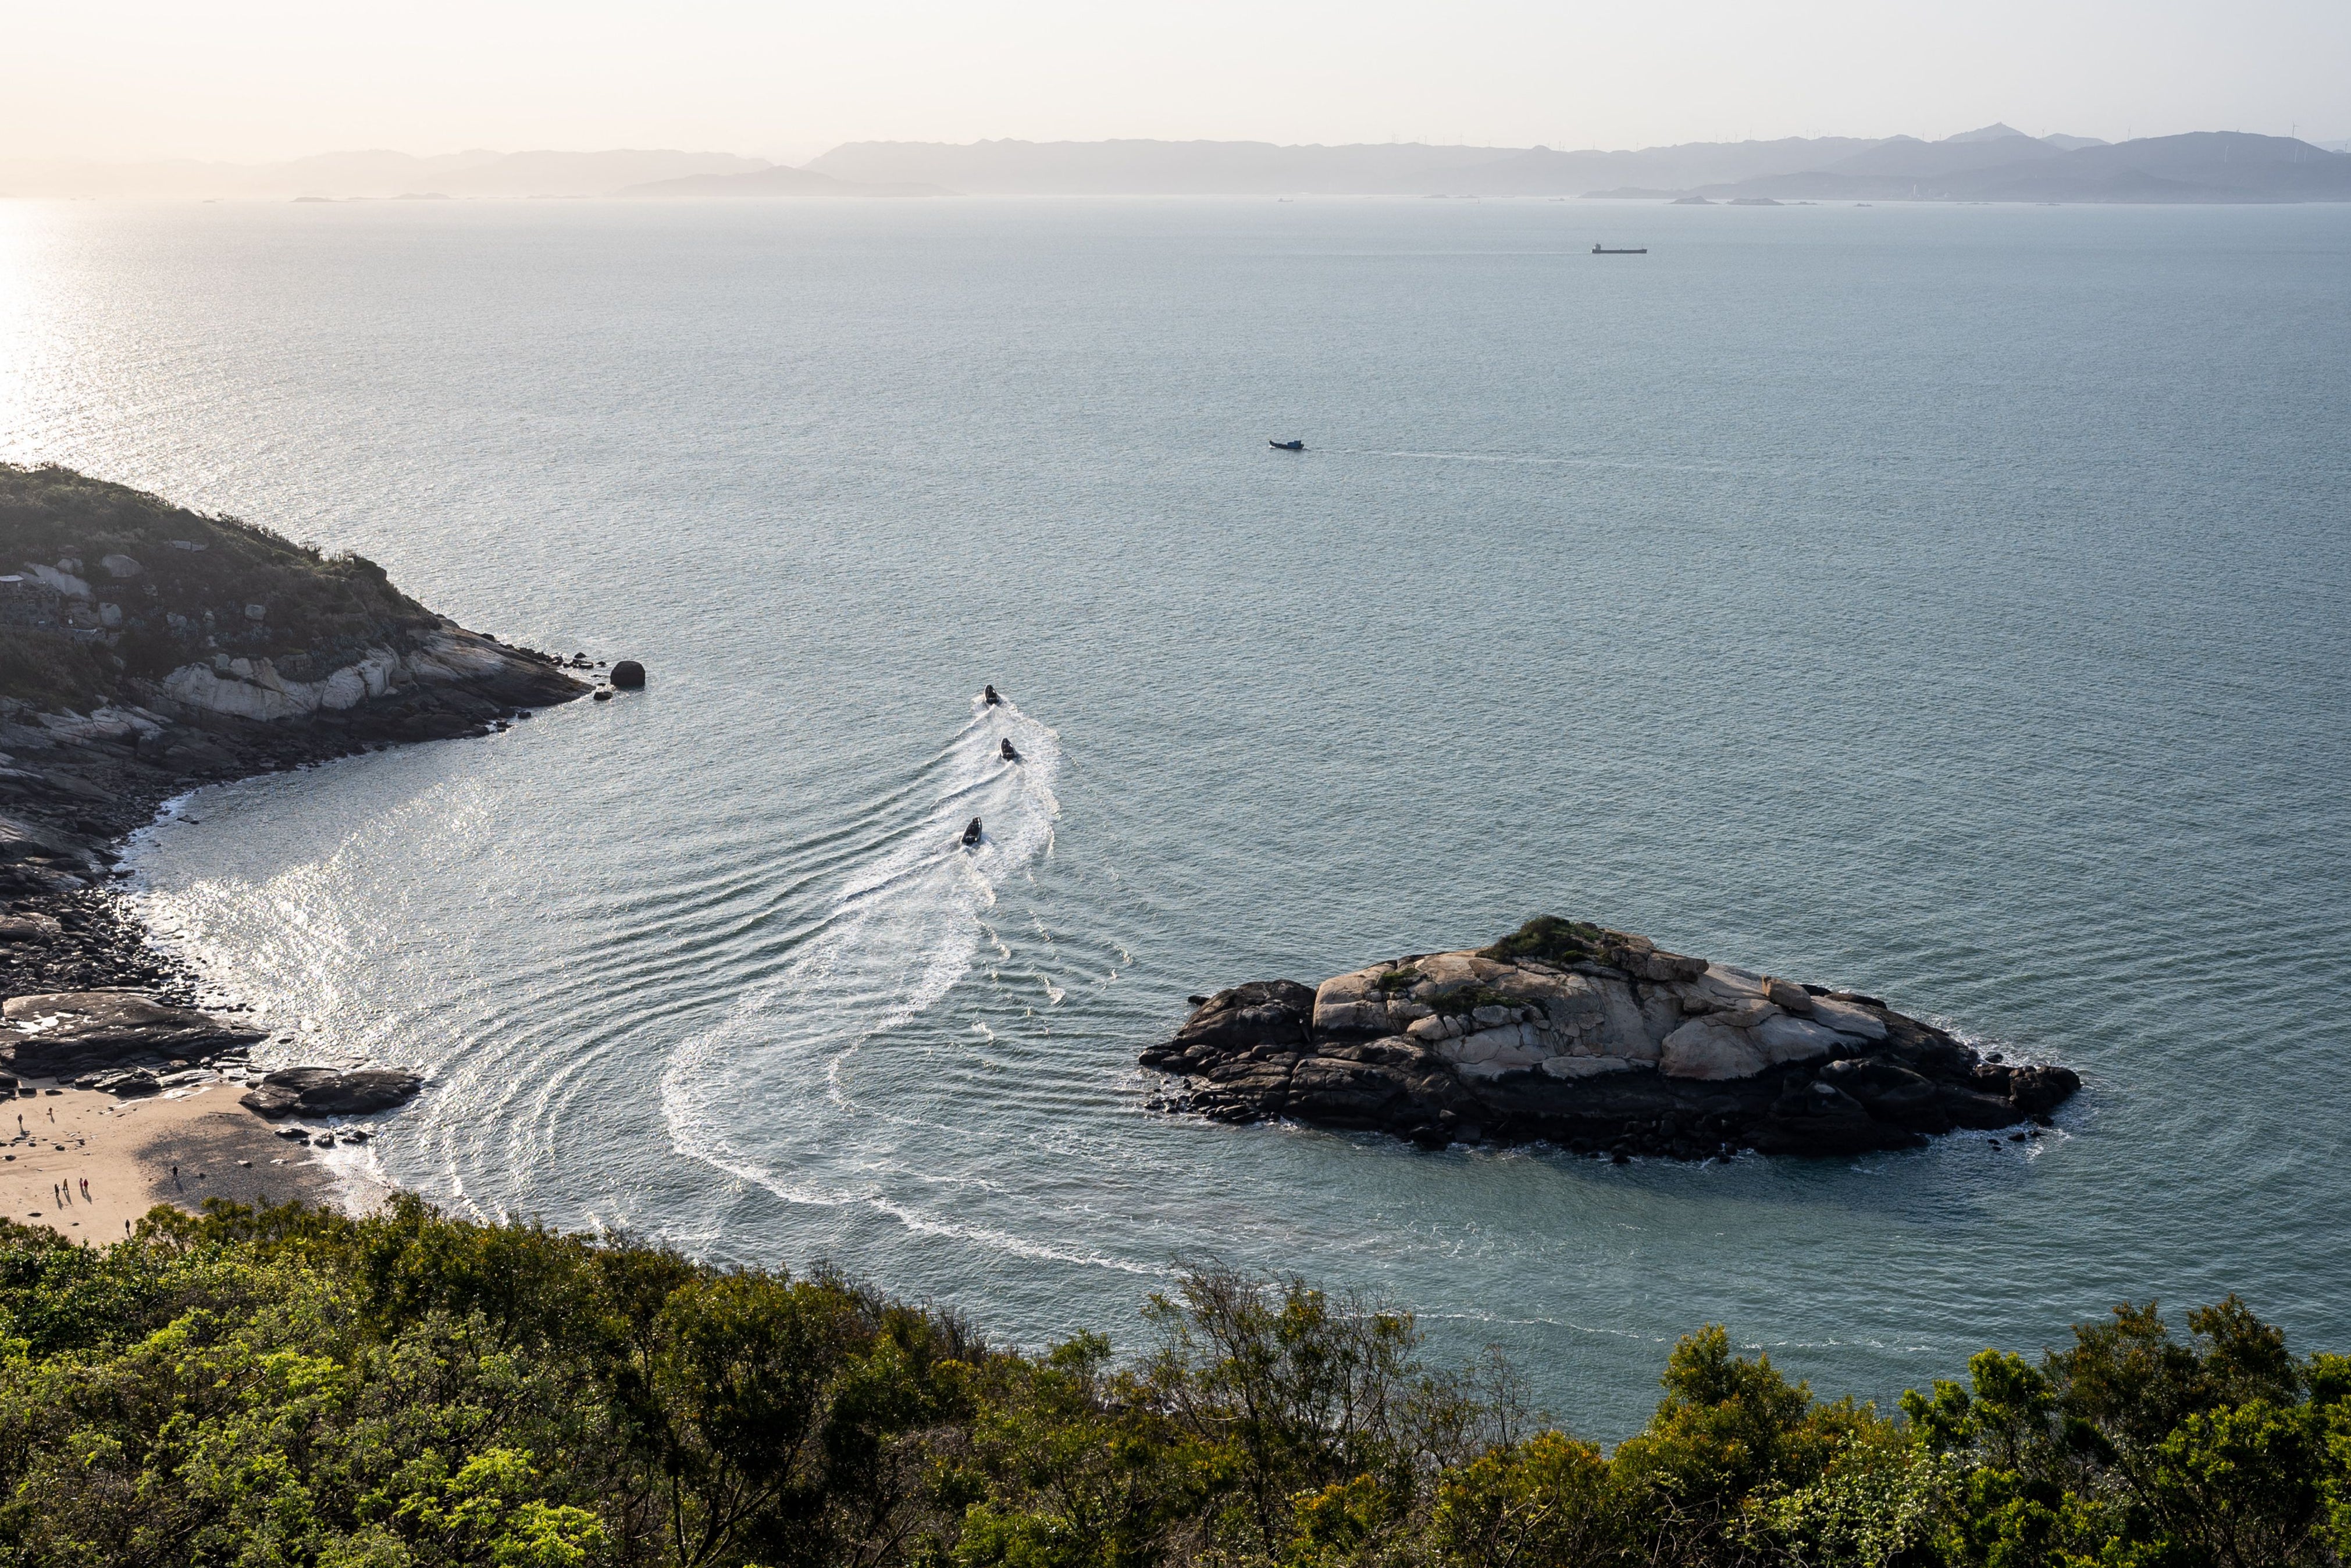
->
xmin=1143 ymin=917 xmax=2081 ymax=1159
xmin=0 ymin=463 xmax=600 ymax=1221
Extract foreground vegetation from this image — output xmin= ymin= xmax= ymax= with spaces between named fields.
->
xmin=0 ymin=1199 xmax=2343 ymax=1568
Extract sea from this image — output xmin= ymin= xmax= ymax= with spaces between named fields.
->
xmin=2 ymin=194 xmax=2346 ymax=1437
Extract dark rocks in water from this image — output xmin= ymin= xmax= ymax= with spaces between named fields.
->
xmin=592 ymin=687 xmax=614 ymax=701
xmin=1 ymin=991 xmax=266 ymax=1075
xmin=1140 ymin=918 xmax=2082 ymax=1161
xmin=608 ymin=660 xmax=646 ymax=689
xmin=238 ymin=1065 xmax=423 ymax=1120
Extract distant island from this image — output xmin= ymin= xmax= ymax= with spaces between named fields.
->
xmin=10 ymin=125 xmax=2347 ymax=202
xmin=806 ymin=125 xmax=2349 ymax=204
xmin=1146 ymin=917 xmax=2079 ymax=1159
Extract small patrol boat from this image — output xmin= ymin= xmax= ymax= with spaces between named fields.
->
xmin=961 ymin=817 xmax=983 ymax=847
xmin=1269 ymin=439 xmax=1305 ymax=451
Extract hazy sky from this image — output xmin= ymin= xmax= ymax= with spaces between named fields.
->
xmin=10 ymin=0 xmax=2349 ymax=163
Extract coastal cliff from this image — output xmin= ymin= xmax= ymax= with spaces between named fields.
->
xmin=1143 ymin=916 xmax=2081 ymax=1159
xmin=0 ymin=464 xmax=592 ymax=1144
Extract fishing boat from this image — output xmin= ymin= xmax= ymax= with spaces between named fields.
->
xmin=1269 ymin=439 xmax=1305 ymax=451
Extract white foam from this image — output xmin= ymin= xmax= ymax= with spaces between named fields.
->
xmin=658 ymin=697 xmax=1064 ymax=1230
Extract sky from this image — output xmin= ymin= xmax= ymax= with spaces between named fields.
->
xmin=8 ymin=0 xmax=2349 ymax=164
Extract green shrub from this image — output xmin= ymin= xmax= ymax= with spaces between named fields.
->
xmin=0 ymin=1202 xmax=2343 ymax=1568
xmin=1479 ymin=918 xmax=1610 ymax=967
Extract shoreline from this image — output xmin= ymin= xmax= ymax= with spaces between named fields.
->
xmin=3 ymin=464 xmax=599 ymax=1226
xmin=0 ymin=1075 xmax=343 ymax=1239
xmin=1 ymin=710 xmax=578 ymax=1224
xmin=1 ymin=724 xmax=557 ymax=1224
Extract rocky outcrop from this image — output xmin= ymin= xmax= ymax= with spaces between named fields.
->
xmin=238 ymin=1066 xmax=422 ymax=1119
xmin=0 ymin=465 xmax=583 ymax=1118
xmin=0 ymin=990 xmax=265 ymax=1075
xmin=1141 ymin=918 xmax=2081 ymax=1160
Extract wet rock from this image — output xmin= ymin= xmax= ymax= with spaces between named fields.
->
xmin=1144 ymin=917 xmax=2082 ymax=1161
xmin=1 ymin=991 xmax=265 ymax=1074
xmin=609 ymin=660 xmax=646 ymax=689
xmin=240 ymin=1065 xmax=423 ymax=1119
xmin=0 ymin=914 xmax=62 ymax=945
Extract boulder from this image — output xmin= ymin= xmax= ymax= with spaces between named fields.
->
xmin=1748 ymin=1081 xmax=1921 ymax=1157
xmin=1311 ymin=967 xmax=1398 ymax=1035
xmin=1 ymin=992 xmax=266 ymax=1074
xmin=0 ymin=914 xmax=62 ymax=945
xmin=241 ymin=1085 xmax=300 ymax=1117
xmin=1285 ymin=1057 xmax=1412 ymax=1125
xmin=609 ymin=660 xmax=646 ymax=689
xmin=99 ymin=554 xmax=143 ymax=579
xmin=240 ymin=1065 xmax=423 ymax=1118
xmin=2008 ymin=1063 xmax=2081 ymax=1116
xmin=78 ymin=1067 xmax=161 ymax=1097
xmin=1808 ymin=996 xmax=1889 ymax=1041
xmin=1659 ymin=1019 xmax=1769 ymax=1081
xmin=1140 ymin=981 xmax=1312 ymax=1068
xmin=1754 ymin=1014 xmax=1850 ymax=1065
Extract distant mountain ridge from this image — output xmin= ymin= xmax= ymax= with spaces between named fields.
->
xmin=7 ymin=127 xmax=2345 ymax=203
xmin=803 ymin=127 xmax=2346 ymax=202
xmin=1645 ymin=131 xmax=2351 ymax=203
xmin=617 ymin=165 xmax=950 ymax=200
xmin=802 ymin=136 xmax=1898 ymax=196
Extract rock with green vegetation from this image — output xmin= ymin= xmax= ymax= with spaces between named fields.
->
xmin=0 ymin=462 xmax=594 ymax=1096
xmin=1142 ymin=915 xmax=2081 ymax=1159
xmin=0 ymin=463 xmax=582 ymax=721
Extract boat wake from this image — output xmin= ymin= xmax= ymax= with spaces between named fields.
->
xmin=658 ymin=694 xmax=1064 ymax=1216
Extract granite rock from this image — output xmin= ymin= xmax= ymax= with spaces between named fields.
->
xmin=1144 ymin=917 xmax=2082 ymax=1160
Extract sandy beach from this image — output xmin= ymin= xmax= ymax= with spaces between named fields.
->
xmin=0 ymin=1078 xmax=341 ymax=1242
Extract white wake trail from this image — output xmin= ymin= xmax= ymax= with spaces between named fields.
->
xmin=659 ymin=696 xmax=1061 ymax=1209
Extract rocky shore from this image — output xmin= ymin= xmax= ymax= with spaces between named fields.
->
xmin=0 ymin=464 xmax=597 ymax=1174
xmin=1142 ymin=917 xmax=2081 ymax=1160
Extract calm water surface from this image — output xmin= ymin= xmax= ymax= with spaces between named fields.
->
xmin=2 ymin=196 xmax=2346 ymax=1435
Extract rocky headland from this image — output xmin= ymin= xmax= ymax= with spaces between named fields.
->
xmin=1142 ymin=917 xmax=2081 ymax=1160
xmin=0 ymin=463 xmax=599 ymax=1164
